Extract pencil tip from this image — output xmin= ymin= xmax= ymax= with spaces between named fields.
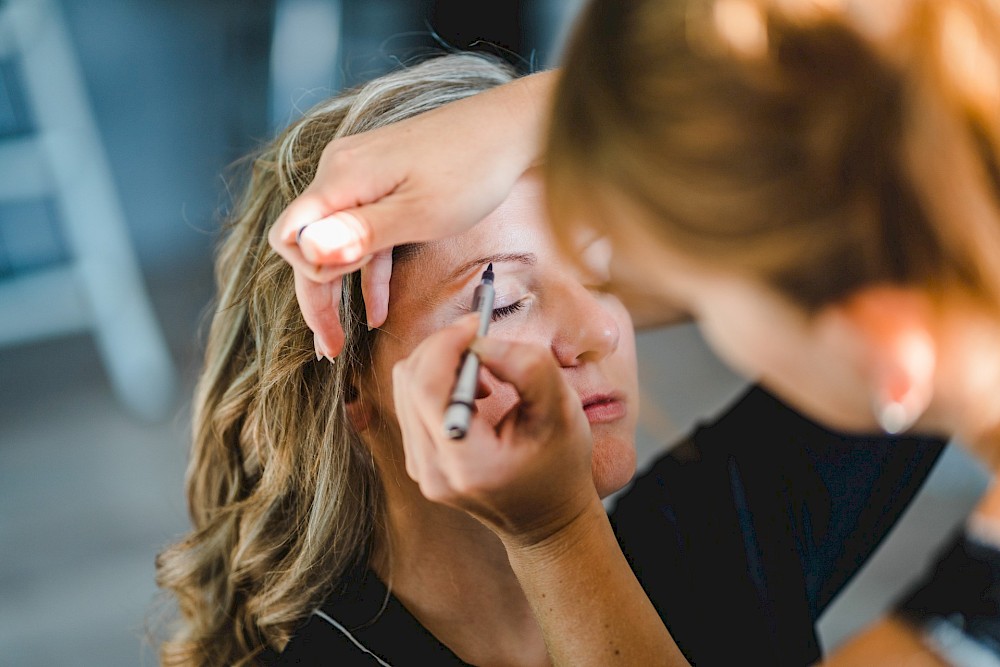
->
xmin=487 ymin=262 xmax=493 ymax=271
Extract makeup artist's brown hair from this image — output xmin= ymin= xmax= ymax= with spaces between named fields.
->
xmin=546 ymin=0 xmax=1000 ymax=311
xmin=153 ymin=52 xmax=516 ymax=667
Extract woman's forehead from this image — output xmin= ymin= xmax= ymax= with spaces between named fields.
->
xmin=397 ymin=194 xmax=549 ymax=279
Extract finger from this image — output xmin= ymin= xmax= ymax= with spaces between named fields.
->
xmin=393 ymin=359 xmax=432 ymax=481
xmin=470 ymin=338 xmax=574 ymax=423
xmin=393 ymin=358 xmax=454 ymax=499
xmin=273 ymin=191 xmax=347 ymax=246
xmin=294 ymin=270 xmax=345 ymax=357
xmin=313 ymin=254 xmax=372 ymax=282
xmin=395 ymin=332 xmax=520 ymax=512
xmin=403 ymin=314 xmax=481 ymax=439
xmin=267 ymin=218 xmax=369 ymax=285
xmin=360 ymin=249 xmax=393 ymax=329
xmin=296 ymin=211 xmax=370 ymax=265
xmin=282 ymin=193 xmax=472 ymax=271
xmin=405 ymin=313 xmax=480 ymax=388
xmin=281 ymin=254 xmax=374 ymax=288
xmin=268 ymin=219 xmax=317 ymax=276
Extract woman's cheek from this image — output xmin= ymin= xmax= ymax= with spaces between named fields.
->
xmin=474 ymin=371 xmax=521 ymax=427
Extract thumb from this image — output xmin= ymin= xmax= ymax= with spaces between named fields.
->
xmin=471 ymin=337 xmax=577 ymax=423
xmin=296 ymin=211 xmax=371 ymax=265
xmin=284 ymin=190 xmax=465 ymax=268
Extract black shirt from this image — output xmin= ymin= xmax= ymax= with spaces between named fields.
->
xmin=268 ymin=564 xmax=471 ymax=666
xmin=611 ymin=385 xmax=945 ymax=665
xmin=268 ymin=385 xmax=946 ymax=665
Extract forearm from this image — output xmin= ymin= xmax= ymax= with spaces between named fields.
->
xmin=463 ymin=67 xmax=557 ymax=178
xmin=510 ymin=68 xmax=558 ymax=170
xmin=504 ymin=494 xmax=689 ymax=666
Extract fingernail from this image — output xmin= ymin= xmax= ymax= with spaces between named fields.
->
xmin=301 ymin=213 xmax=366 ymax=262
xmin=325 ymin=355 xmax=337 ymax=365
xmin=314 ymin=336 xmax=324 ymax=361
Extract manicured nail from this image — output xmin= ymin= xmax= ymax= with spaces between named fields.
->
xmin=299 ymin=213 xmax=366 ymax=262
xmin=314 ymin=336 xmax=324 ymax=361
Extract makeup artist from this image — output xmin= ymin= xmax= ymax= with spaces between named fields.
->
xmin=268 ymin=1 xmax=1000 ymax=664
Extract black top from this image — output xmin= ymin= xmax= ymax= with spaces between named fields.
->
xmin=266 ymin=385 xmax=946 ymax=666
xmin=266 ymin=563 xmax=471 ymax=666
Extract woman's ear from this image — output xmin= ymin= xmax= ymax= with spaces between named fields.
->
xmin=824 ymin=286 xmax=938 ymax=434
xmin=344 ymin=383 xmax=374 ymax=433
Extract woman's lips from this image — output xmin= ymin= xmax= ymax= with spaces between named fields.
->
xmin=581 ymin=393 xmax=627 ymax=424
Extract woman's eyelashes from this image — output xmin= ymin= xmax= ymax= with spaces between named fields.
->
xmin=491 ymin=299 xmax=526 ymax=322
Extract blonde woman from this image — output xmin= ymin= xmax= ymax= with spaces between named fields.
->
xmin=157 ymin=48 xmax=945 ymax=666
xmin=154 ymin=52 xmax=641 ymax=666
xmin=265 ymin=0 xmax=1000 ymax=665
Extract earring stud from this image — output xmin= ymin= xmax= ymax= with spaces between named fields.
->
xmin=875 ymin=396 xmax=924 ymax=435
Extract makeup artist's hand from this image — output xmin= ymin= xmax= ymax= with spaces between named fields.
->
xmin=392 ymin=314 xmax=599 ymax=545
xmin=267 ymin=71 xmax=555 ymax=358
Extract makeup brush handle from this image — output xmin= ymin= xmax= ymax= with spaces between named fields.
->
xmin=444 ymin=351 xmax=481 ymax=439
xmin=443 ymin=402 xmax=474 ymax=439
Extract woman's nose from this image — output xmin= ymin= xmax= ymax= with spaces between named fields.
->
xmin=550 ymin=282 xmax=621 ymax=366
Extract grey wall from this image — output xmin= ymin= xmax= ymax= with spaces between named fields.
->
xmin=55 ymin=0 xmax=274 ymax=279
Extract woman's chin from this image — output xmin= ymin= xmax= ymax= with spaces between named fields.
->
xmin=593 ymin=438 xmax=638 ymax=499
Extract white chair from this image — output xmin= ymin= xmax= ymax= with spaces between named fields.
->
xmin=0 ymin=0 xmax=177 ymax=420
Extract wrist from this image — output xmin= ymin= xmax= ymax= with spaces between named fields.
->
xmin=499 ymin=489 xmax=606 ymax=561
xmin=506 ymin=69 xmax=556 ymax=170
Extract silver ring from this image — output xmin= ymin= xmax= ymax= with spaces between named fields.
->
xmin=295 ymin=222 xmax=312 ymax=245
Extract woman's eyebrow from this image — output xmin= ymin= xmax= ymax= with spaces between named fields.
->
xmin=445 ymin=252 xmax=537 ymax=283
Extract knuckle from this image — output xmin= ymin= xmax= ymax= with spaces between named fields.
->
xmin=408 ymin=197 xmax=430 ymax=223
xmin=319 ymin=140 xmax=355 ymax=166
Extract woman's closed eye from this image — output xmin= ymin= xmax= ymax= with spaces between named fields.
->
xmin=491 ymin=300 xmax=526 ymax=322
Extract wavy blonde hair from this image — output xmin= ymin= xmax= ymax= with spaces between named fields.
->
xmin=155 ymin=52 xmax=516 ymax=666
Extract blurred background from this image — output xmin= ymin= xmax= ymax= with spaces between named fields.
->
xmin=0 ymin=1 xmax=990 ymax=665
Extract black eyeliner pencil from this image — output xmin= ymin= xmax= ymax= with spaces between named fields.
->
xmin=443 ymin=263 xmax=495 ymax=439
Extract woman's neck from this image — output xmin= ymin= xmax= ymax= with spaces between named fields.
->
xmin=371 ymin=468 xmax=551 ymax=667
